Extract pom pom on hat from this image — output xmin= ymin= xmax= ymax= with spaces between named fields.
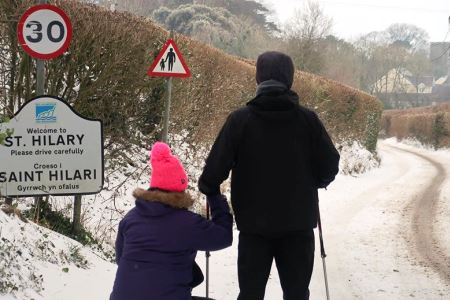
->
xmin=150 ymin=142 xmax=188 ymax=192
xmin=151 ymin=142 xmax=171 ymax=160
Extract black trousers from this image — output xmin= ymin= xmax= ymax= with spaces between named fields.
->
xmin=237 ymin=230 xmax=315 ymax=300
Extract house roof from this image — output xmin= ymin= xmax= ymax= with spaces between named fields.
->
xmin=373 ymin=68 xmax=433 ymax=94
xmin=435 ymin=76 xmax=449 ymax=85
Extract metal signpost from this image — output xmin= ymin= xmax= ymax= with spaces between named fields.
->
xmin=147 ymin=36 xmax=191 ymax=143
xmin=17 ymin=2 xmax=78 ymax=222
xmin=37 ymin=0 xmax=46 ymax=95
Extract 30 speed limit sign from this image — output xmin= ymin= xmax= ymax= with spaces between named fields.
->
xmin=17 ymin=4 xmax=72 ymax=60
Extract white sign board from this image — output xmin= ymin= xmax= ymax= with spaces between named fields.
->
xmin=0 ymin=96 xmax=103 ymax=197
xmin=17 ymin=4 xmax=72 ymax=60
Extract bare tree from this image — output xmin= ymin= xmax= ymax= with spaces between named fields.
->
xmin=321 ymin=36 xmax=360 ymax=87
xmin=283 ymin=0 xmax=332 ymax=73
xmin=386 ymin=23 xmax=430 ymax=52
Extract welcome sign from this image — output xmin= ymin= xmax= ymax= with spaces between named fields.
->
xmin=0 ymin=96 xmax=103 ymax=197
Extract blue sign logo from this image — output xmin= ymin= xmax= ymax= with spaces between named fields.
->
xmin=35 ymin=103 xmax=57 ymax=123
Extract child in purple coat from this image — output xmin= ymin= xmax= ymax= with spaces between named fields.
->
xmin=110 ymin=142 xmax=232 ymax=300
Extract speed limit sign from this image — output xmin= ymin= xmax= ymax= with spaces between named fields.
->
xmin=17 ymin=4 xmax=72 ymax=60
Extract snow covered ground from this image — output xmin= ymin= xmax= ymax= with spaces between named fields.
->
xmin=0 ymin=207 xmax=116 ymax=300
xmin=1 ymin=138 xmax=450 ymax=299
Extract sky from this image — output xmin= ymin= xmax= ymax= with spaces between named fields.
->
xmin=259 ymin=0 xmax=450 ymax=42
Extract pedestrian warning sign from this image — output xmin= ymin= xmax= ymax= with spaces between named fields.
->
xmin=147 ymin=39 xmax=191 ymax=78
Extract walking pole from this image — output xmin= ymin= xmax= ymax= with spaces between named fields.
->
xmin=317 ymin=205 xmax=330 ymax=300
xmin=205 ymin=201 xmax=210 ymax=299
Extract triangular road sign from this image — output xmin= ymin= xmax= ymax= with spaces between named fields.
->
xmin=147 ymin=39 xmax=191 ymax=78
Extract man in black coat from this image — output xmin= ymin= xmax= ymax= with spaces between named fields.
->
xmin=199 ymin=51 xmax=340 ymax=300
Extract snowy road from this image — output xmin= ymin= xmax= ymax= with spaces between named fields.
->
xmin=193 ymin=139 xmax=450 ymax=300
xmin=8 ymin=139 xmax=449 ymax=300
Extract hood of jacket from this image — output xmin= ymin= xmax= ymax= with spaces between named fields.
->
xmin=248 ymin=80 xmax=300 ymax=121
xmin=132 ymin=188 xmax=194 ymax=217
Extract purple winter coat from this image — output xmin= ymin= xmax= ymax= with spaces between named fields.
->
xmin=110 ymin=189 xmax=232 ymax=300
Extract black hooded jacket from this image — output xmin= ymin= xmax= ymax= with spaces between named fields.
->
xmin=199 ymin=86 xmax=340 ymax=234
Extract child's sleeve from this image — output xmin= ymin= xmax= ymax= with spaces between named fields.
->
xmin=186 ymin=194 xmax=233 ymax=251
xmin=115 ymin=220 xmax=125 ymax=264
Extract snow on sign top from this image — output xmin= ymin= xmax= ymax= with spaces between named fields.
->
xmin=17 ymin=4 xmax=72 ymax=60
xmin=147 ymin=39 xmax=191 ymax=78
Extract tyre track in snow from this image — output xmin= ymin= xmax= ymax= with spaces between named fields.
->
xmin=385 ymin=144 xmax=450 ymax=285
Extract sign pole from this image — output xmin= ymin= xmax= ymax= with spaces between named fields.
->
xmin=162 ymin=77 xmax=172 ymax=143
xmin=162 ymin=30 xmax=174 ymax=144
xmin=36 ymin=0 xmax=46 ymax=95
xmin=36 ymin=60 xmax=45 ymax=95
xmin=34 ymin=0 xmax=47 ymax=220
xmin=17 ymin=1 xmax=77 ymax=222
xmin=72 ymin=194 xmax=82 ymax=234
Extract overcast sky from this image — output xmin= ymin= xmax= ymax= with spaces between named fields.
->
xmin=259 ymin=0 xmax=450 ymax=42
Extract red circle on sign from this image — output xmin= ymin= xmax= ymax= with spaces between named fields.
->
xmin=17 ymin=4 xmax=73 ymax=60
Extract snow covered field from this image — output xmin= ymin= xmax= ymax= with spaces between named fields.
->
xmin=1 ymin=139 xmax=450 ymax=299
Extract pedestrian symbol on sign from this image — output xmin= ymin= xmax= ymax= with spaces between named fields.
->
xmin=160 ymin=58 xmax=166 ymax=71
xmin=166 ymin=48 xmax=176 ymax=71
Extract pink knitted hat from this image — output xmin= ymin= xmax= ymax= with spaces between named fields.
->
xmin=150 ymin=142 xmax=188 ymax=192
